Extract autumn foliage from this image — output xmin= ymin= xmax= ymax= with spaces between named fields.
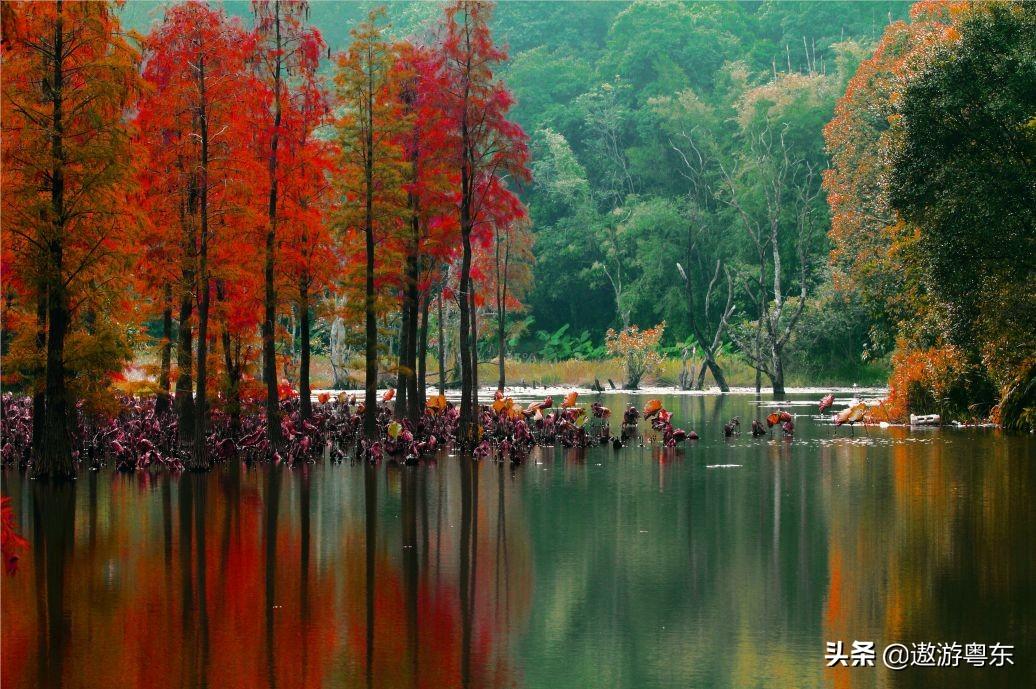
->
xmin=1 ymin=0 xmax=535 ymax=471
xmin=874 ymin=345 xmax=969 ymax=422
xmin=605 ymin=322 xmax=665 ymax=389
xmin=1 ymin=0 xmax=143 ymax=477
xmin=824 ymin=0 xmax=1033 ymax=425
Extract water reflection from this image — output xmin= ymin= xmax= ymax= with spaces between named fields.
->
xmin=31 ymin=481 xmax=75 ymax=689
xmin=2 ymin=394 xmax=1034 ymax=688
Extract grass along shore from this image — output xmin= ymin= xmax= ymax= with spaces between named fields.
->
xmin=303 ymin=352 xmax=889 ymax=392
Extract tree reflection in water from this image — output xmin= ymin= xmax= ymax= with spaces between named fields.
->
xmin=1 ymin=393 xmax=1033 ymax=689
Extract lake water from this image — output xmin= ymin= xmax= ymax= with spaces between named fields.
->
xmin=2 ymin=392 xmax=1034 ymax=689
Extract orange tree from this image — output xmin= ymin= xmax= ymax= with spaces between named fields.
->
xmin=1 ymin=0 xmax=142 ymax=479
xmin=333 ymin=8 xmax=410 ymax=437
xmin=822 ymin=1 xmax=961 ymax=355
xmin=822 ymin=1 xmax=966 ymax=420
xmin=826 ymin=1 xmax=1034 ymax=423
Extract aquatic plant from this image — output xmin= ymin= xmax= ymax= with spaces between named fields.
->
xmin=2 ymin=384 xmax=724 ymax=473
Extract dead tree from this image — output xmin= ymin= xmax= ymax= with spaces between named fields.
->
xmin=668 ymin=129 xmax=736 ymax=391
xmin=676 ymin=259 xmax=735 ymax=390
xmin=719 ymin=126 xmax=820 ymax=394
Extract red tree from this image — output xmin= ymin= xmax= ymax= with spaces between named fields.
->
xmin=392 ymin=42 xmax=461 ymax=421
xmin=279 ymin=49 xmax=336 ymax=420
xmin=138 ymin=2 xmax=260 ymax=468
xmin=439 ymin=0 xmax=529 ymax=441
xmin=251 ymin=0 xmax=326 ymax=445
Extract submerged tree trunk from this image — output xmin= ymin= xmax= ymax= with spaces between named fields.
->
xmin=706 ymin=358 xmax=728 ymax=391
xmin=299 ymin=280 xmax=312 ymax=421
xmin=771 ymin=345 xmax=786 ymax=395
xmin=262 ymin=220 xmax=280 ymax=442
xmin=496 ymin=234 xmax=509 ymax=391
xmin=497 ymin=308 xmax=506 ymax=391
xmin=396 ymin=184 xmax=421 ymax=421
xmin=221 ymin=331 xmax=242 ymax=438
xmin=754 ymin=292 xmax=765 ymax=393
xmin=193 ymin=234 xmax=210 ymax=470
xmin=217 ymin=281 xmax=242 ymax=438
xmin=362 ymin=97 xmax=378 ymax=439
xmin=404 ymin=262 xmax=420 ymax=425
xmin=39 ymin=258 xmax=71 ymax=480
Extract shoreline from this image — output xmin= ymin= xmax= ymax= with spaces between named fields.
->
xmin=312 ymin=385 xmax=889 ymax=400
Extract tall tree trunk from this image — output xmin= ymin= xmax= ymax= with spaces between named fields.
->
xmin=437 ymin=292 xmax=446 ymax=396
xmin=299 ymin=280 xmax=312 ymax=421
xmin=175 ymin=288 xmax=195 ymax=426
xmin=404 ymin=256 xmax=420 ymax=424
xmin=157 ymin=283 xmax=174 ymax=415
xmin=362 ymin=78 xmax=378 ymax=439
xmin=395 ymin=299 xmax=411 ymax=421
xmin=175 ymin=289 xmax=195 ymax=448
xmin=706 ymin=357 xmax=729 ymax=391
xmin=263 ymin=2 xmax=284 ymax=451
xmin=35 ymin=2 xmax=73 ymax=480
xmin=458 ymin=226 xmax=474 ymax=443
xmin=771 ymin=342 xmax=786 ymax=395
xmin=458 ymin=91 xmax=477 ymax=444
xmin=497 ymin=307 xmax=506 ymax=391
xmin=469 ymin=282 xmax=478 ymax=411
xmin=754 ymin=295 xmax=764 ymax=393
xmin=495 ymin=232 xmax=507 ymax=392
xmin=191 ymin=57 xmax=211 ymax=471
xmin=31 ymin=286 xmax=46 ymax=462
xmin=221 ymin=331 xmax=242 ymax=438
xmin=695 ymin=362 xmax=708 ymax=390
xmin=217 ymin=281 xmax=241 ymax=438
xmin=193 ymin=237 xmax=210 ymax=470
xmin=40 ymin=257 xmax=71 ymax=479
xmin=175 ymin=149 xmax=197 ymax=449
xmin=417 ymin=292 xmax=429 ymax=408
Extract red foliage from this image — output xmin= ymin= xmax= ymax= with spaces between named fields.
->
xmin=877 ymin=345 xmax=967 ymax=422
xmin=135 ymin=2 xmax=265 ymax=404
xmin=1 ymin=497 xmax=28 ymax=576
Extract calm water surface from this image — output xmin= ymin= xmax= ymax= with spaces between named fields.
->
xmin=2 ymin=393 xmax=1034 ymax=689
